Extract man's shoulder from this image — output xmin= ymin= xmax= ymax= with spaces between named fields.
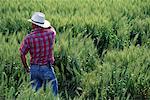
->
xmin=24 ymin=33 xmax=34 ymax=40
xmin=46 ymin=26 xmax=56 ymax=32
xmin=50 ymin=27 xmax=56 ymax=32
xmin=49 ymin=27 xmax=56 ymax=36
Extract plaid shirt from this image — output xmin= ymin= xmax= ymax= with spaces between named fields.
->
xmin=19 ymin=27 xmax=56 ymax=65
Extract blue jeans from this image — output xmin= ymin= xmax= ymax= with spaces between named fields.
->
xmin=30 ymin=64 xmax=58 ymax=96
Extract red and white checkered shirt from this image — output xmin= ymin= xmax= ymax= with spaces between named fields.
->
xmin=19 ymin=27 xmax=56 ymax=65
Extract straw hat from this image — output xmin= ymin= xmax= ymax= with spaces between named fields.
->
xmin=28 ymin=12 xmax=50 ymax=28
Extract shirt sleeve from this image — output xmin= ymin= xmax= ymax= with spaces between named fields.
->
xmin=50 ymin=28 xmax=56 ymax=64
xmin=50 ymin=27 xmax=56 ymax=43
xmin=52 ymin=30 xmax=56 ymax=43
xmin=19 ymin=37 xmax=30 ymax=56
xmin=49 ymin=27 xmax=56 ymax=49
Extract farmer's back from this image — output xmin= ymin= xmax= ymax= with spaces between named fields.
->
xmin=20 ymin=27 xmax=56 ymax=65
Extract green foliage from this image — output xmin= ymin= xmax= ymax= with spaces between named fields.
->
xmin=54 ymin=31 xmax=99 ymax=99
xmin=0 ymin=0 xmax=150 ymax=99
xmin=81 ymin=46 xmax=150 ymax=99
xmin=0 ymin=0 xmax=150 ymax=50
xmin=16 ymin=83 xmax=60 ymax=100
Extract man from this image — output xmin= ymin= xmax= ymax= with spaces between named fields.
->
xmin=19 ymin=12 xmax=58 ymax=96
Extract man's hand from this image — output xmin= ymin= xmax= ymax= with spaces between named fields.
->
xmin=24 ymin=65 xmax=30 ymax=73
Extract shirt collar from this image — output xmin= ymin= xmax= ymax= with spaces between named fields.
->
xmin=31 ymin=27 xmax=43 ymax=33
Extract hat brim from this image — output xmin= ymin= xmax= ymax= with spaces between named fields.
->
xmin=28 ymin=19 xmax=51 ymax=28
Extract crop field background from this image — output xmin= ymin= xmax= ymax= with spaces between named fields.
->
xmin=0 ymin=0 xmax=150 ymax=100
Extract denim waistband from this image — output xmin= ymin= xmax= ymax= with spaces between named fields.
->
xmin=30 ymin=64 xmax=49 ymax=67
xmin=30 ymin=64 xmax=54 ymax=72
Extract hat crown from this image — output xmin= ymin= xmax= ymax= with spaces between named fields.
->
xmin=28 ymin=12 xmax=50 ymax=28
xmin=31 ymin=12 xmax=45 ymax=24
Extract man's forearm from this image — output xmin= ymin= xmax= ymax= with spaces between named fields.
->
xmin=20 ymin=54 xmax=29 ymax=73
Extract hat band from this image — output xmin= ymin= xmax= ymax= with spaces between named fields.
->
xmin=32 ymin=19 xmax=44 ymax=24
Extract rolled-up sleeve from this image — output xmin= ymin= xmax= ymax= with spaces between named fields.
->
xmin=52 ymin=31 xmax=56 ymax=43
xmin=19 ymin=37 xmax=29 ymax=56
xmin=51 ymin=27 xmax=56 ymax=43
